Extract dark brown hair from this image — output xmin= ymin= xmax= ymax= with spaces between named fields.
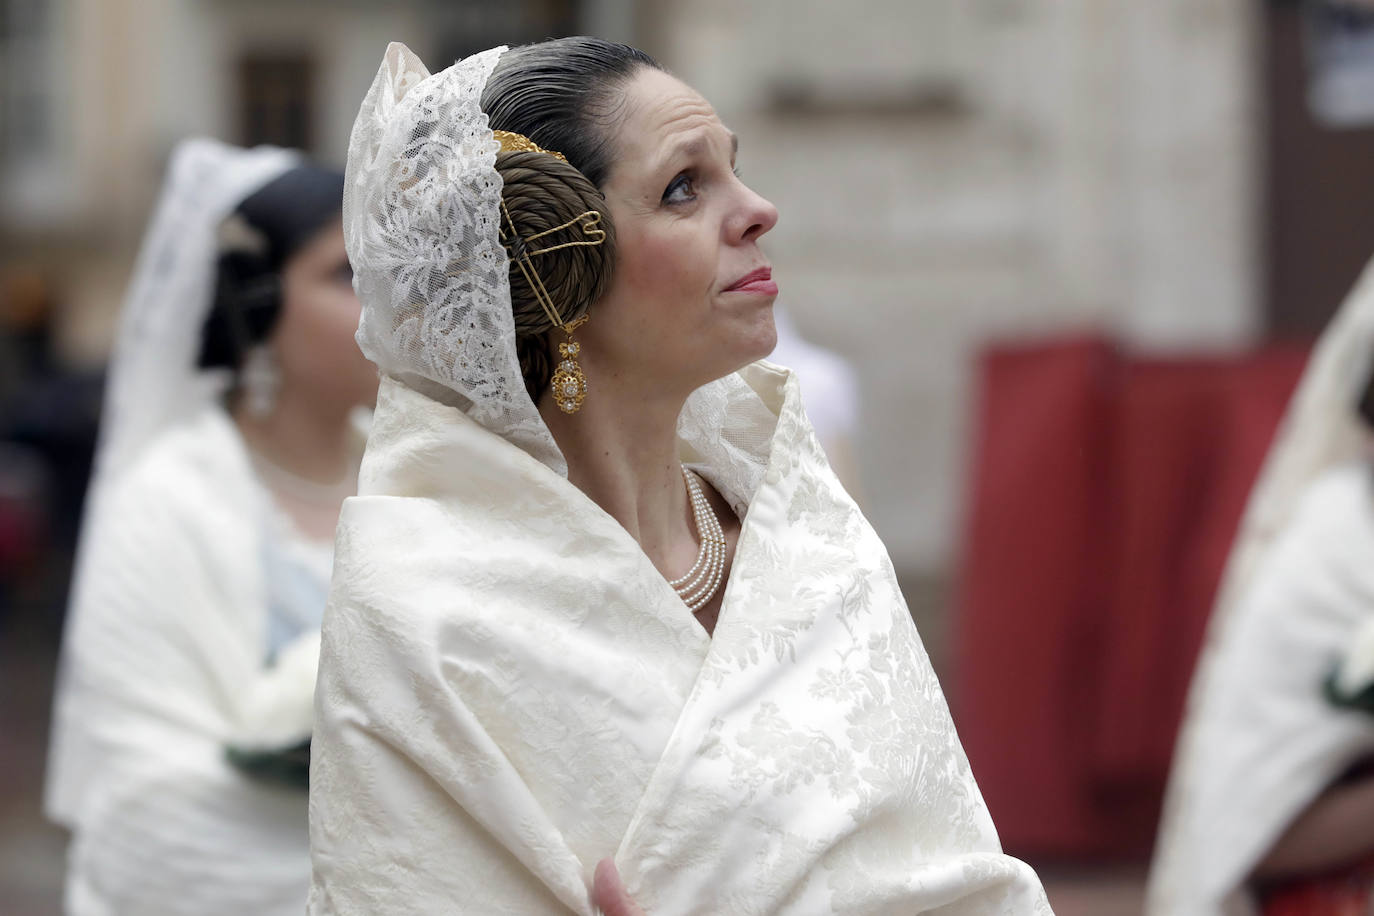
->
xmin=483 ymin=37 xmax=661 ymax=400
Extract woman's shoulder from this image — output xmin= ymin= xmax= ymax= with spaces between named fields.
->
xmin=1247 ymin=462 xmax=1374 ymax=617
xmin=1288 ymin=462 xmax=1374 ymax=542
xmin=101 ymin=405 xmax=255 ymax=518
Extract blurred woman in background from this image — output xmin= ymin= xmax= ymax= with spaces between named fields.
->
xmin=45 ymin=139 xmax=376 ymax=915
xmin=1149 ymin=260 xmax=1374 ymax=915
xmin=769 ymin=307 xmax=864 ymax=501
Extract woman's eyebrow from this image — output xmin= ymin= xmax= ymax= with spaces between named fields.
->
xmin=654 ymin=130 xmax=739 ymax=172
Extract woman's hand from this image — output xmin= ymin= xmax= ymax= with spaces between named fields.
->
xmin=593 ymin=858 xmax=645 ymax=916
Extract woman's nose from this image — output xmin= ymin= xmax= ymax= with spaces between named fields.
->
xmin=734 ymin=184 xmax=779 ymax=243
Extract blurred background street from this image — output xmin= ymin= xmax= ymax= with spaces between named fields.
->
xmin=6 ymin=1 xmax=1374 ymax=912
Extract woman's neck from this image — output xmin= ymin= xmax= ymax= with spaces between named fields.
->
xmin=539 ymin=373 xmax=693 ymax=567
xmin=233 ymin=385 xmax=358 ymax=485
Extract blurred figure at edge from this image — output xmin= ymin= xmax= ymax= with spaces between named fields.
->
xmin=44 ymin=139 xmax=377 ymax=916
xmin=1150 ymin=258 xmax=1374 ymax=915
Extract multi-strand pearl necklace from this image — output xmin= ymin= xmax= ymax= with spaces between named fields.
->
xmin=668 ymin=467 xmax=727 ymax=612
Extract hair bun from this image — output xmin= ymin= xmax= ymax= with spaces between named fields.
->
xmin=495 ymin=150 xmax=615 ymax=400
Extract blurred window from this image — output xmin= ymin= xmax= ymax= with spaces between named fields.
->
xmin=1306 ymin=0 xmax=1374 ymax=127
xmin=0 ymin=0 xmax=57 ymax=224
xmin=237 ymin=52 xmax=315 ymax=153
xmin=0 ymin=0 xmax=51 ymax=163
xmin=1265 ymin=0 xmax=1374 ymax=336
xmin=761 ymin=0 xmax=970 ymax=114
xmin=431 ymin=0 xmax=580 ymax=64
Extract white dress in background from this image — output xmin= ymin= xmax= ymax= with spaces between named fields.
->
xmin=47 ymin=405 xmax=327 ymax=916
xmin=1148 ymin=465 xmax=1374 ymax=915
xmin=769 ymin=308 xmax=860 ymax=452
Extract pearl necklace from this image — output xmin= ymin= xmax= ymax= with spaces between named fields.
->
xmin=668 ymin=467 xmax=727 ymax=612
xmin=249 ymin=450 xmax=357 ymax=508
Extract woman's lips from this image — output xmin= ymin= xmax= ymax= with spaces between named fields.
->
xmin=725 ymin=268 xmax=779 ymax=296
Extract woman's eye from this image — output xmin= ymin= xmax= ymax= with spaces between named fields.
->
xmin=662 ymin=173 xmax=696 ymax=205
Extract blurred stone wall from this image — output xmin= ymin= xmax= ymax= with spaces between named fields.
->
xmin=2 ymin=0 xmax=1261 ymax=576
xmin=640 ymin=0 xmax=1261 ymax=573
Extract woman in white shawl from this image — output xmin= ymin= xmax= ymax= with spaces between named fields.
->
xmin=46 ymin=139 xmax=377 ymax=915
xmin=309 ymin=38 xmax=1052 ymax=915
xmin=1147 ymin=260 xmax=1374 ymax=916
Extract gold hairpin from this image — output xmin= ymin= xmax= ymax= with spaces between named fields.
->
xmin=520 ymin=210 xmax=606 ymax=254
xmin=498 ymin=198 xmax=605 ymax=414
xmin=492 ymin=130 xmax=568 ymax=162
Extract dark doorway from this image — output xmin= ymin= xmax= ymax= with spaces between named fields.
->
xmin=1264 ymin=1 xmax=1374 ymax=336
xmin=237 ymin=51 xmax=316 ymax=154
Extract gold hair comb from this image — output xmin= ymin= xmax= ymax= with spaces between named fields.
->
xmin=492 ymin=130 xmax=568 ymax=163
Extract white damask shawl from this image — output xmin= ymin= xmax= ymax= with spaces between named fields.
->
xmin=309 ymin=362 xmax=1051 ymax=915
xmin=47 ymin=406 xmax=324 ymax=915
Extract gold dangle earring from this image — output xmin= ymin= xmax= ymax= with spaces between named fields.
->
xmin=550 ymin=315 xmax=589 ymax=414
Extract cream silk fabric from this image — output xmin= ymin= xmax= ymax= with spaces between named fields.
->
xmin=309 ymin=363 xmax=1050 ymax=915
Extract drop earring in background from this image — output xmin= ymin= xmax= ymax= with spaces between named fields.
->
xmin=241 ymin=345 xmax=280 ymax=417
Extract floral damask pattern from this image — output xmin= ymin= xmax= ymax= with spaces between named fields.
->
xmin=311 ymin=365 xmax=1052 ymax=914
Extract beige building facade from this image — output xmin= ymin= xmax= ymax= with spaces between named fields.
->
xmin=2 ymin=0 xmax=1261 ymax=575
xmin=647 ymin=0 xmax=1261 ymax=570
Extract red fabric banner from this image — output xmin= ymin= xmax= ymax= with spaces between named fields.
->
xmin=951 ymin=335 xmax=1308 ymax=860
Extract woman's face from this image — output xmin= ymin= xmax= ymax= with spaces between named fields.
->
xmin=583 ymin=68 xmax=780 ymax=398
xmin=272 ymin=220 xmax=378 ymax=411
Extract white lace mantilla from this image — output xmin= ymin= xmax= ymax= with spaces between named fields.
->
xmin=344 ymin=42 xmax=572 ymax=472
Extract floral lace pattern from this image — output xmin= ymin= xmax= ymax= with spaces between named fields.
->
xmin=345 ymin=43 xmax=569 ymax=473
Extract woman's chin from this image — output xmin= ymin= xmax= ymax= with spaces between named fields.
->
xmin=757 ymin=319 xmax=780 ymax=361
xmin=704 ymin=338 xmax=779 ymax=385
xmin=742 ymin=311 xmax=779 ymax=364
